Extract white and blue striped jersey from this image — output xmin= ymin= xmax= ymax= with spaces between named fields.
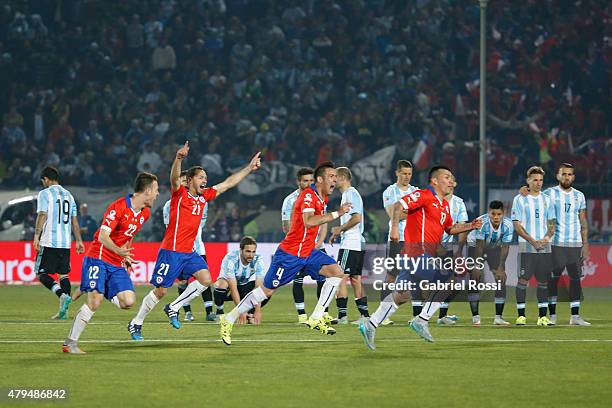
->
xmin=163 ymin=199 xmax=208 ymax=255
xmin=281 ymin=189 xmax=300 ymax=222
xmin=543 ymin=186 xmax=586 ymax=247
xmin=37 ymin=184 xmax=77 ymax=249
xmin=382 ymin=183 xmax=418 ymax=241
xmin=511 ymin=193 xmax=555 ymax=253
xmin=467 ymin=214 xmax=514 ymax=250
xmin=441 ymin=195 xmax=469 ymax=249
xmin=340 ymin=186 xmax=365 ymax=251
xmin=219 ymin=250 xmax=266 ymax=285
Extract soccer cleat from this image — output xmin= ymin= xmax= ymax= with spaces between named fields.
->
xmin=569 ymin=316 xmax=591 ymax=326
xmin=351 ymin=317 xmax=367 ymax=326
xmin=549 ymin=315 xmax=557 ymax=325
xmin=219 ymin=315 xmax=234 ymax=345
xmin=51 ymin=312 xmax=61 ymax=320
xmin=58 ymin=294 xmax=72 ymax=320
xmin=437 ymin=316 xmax=456 ymax=326
xmin=358 ymin=319 xmax=377 ymax=350
xmin=184 ymin=311 xmax=194 ymax=322
xmin=409 ymin=317 xmax=435 ymax=342
xmin=62 ymin=342 xmax=85 ymax=354
xmin=206 ymin=313 xmax=218 ymax=322
xmin=337 ymin=316 xmax=349 ymax=325
xmin=380 ymin=318 xmax=394 ymax=326
xmin=537 ymin=316 xmax=553 ymax=326
xmin=447 ymin=314 xmax=459 ymax=322
xmin=306 ymin=317 xmax=336 ymax=335
xmin=163 ymin=304 xmax=181 ymax=329
xmin=297 ymin=314 xmax=308 ymax=325
xmin=127 ymin=322 xmax=144 ymax=341
xmin=494 ymin=316 xmax=510 ymax=326
xmin=472 ymin=315 xmax=481 ymax=326
xmin=322 ymin=313 xmax=339 ymax=325
xmin=515 ymin=316 xmax=527 ymax=325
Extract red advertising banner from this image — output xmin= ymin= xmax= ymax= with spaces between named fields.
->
xmin=0 ymin=242 xmax=227 ymax=284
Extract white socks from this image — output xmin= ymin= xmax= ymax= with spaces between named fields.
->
xmin=169 ymin=280 xmax=207 ymax=312
xmin=111 ymin=296 xmax=121 ymax=309
xmin=226 ymin=287 xmax=267 ymax=324
xmin=370 ymin=294 xmax=399 ymax=327
xmin=132 ymin=290 xmax=160 ymax=325
xmin=67 ymin=304 xmax=94 ymax=342
xmin=311 ymin=277 xmax=342 ymax=320
xmin=419 ymin=301 xmax=442 ymax=321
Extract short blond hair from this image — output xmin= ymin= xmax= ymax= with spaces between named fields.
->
xmin=526 ymin=166 xmax=545 ymax=178
xmin=336 ymin=167 xmax=352 ymax=181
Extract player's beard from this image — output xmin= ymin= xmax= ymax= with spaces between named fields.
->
xmin=560 ymin=180 xmax=572 ymax=189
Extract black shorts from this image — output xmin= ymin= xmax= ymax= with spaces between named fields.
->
xmin=34 ymin=247 xmax=70 ymax=275
xmin=518 ymin=252 xmax=552 ymax=282
xmin=337 ymin=248 xmax=365 ymax=276
xmin=385 ymin=241 xmax=403 ymax=277
xmin=551 ymin=246 xmax=582 ymax=271
xmin=223 ymin=280 xmax=255 ymax=300
xmin=468 ymin=246 xmax=502 ymax=271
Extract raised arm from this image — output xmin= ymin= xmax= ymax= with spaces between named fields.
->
xmin=303 ymin=202 xmax=352 ymax=228
xmin=171 ymin=141 xmax=189 ymax=191
xmin=214 ymin=152 xmax=262 ymax=196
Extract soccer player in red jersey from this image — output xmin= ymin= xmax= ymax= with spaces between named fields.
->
xmin=129 ymin=142 xmax=261 ymax=339
xmin=359 ymin=166 xmax=483 ymax=349
xmin=219 ymin=162 xmax=352 ymax=345
xmin=62 ymin=173 xmax=160 ymax=353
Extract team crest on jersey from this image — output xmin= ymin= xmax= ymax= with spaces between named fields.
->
xmin=304 ymin=193 xmax=313 ymax=203
xmin=107 ymin=210 xmax=116 ymax=221
xmin=140 ymin=216 xmax=145 ymax=224
xmin=199 ymin=197 xmax=206 ymax=203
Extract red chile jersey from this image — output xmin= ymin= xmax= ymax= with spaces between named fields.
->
xmin=399 ymin=187 xmax=454 ymax=256
xmin=87 ymin=195 xmax=151 ymax=266
xmin=279 ymin=184 xmax=328 ymax=258
xmin=161 ymin=185 xmax=217 ymax=253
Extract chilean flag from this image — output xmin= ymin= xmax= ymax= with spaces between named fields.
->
xmin=413 ymin=136 xmax=433 ymax=170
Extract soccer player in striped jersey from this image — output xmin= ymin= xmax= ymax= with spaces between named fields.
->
xmin=163 ymin=170 xmax=214 ymax=322
xmin=213 ymin=236 xmax=266 ymax=323
xmin=511 ymin=166 xmax=556 ymax=326
xmin=381 ymin=160 xmax=419 ymax=322
xmin=434 ymin=176 xmax=469 ymax=325
xmin=359 ymin=166 xmax=482 ymax=348
xmin=520 ymin=163 xmax=590 ymax=325
xmin=467 ymin=200 xmax=514 ymax=325
xmin=33 ymin=166 xmax=85 ymax=320
xmin=62 ymin=172 xmax=159 ymax=353
xmin=330 ymin=167 xmax=368 ymax=324
xmin=129 ymin=142 xmax=261 ymax=339
xmin=219 ymin=162 xmax=351 ymax=345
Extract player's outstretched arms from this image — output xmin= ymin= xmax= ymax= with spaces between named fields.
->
xmin=171 ymin=141 xmax=190 ymax=191
xmin=214 ymin=152 xmax=262 ymax=196
xmin=449 ymin=219 xmax=483 ymax=235
xmin=303 ymin=202 xmax=352 ymax=228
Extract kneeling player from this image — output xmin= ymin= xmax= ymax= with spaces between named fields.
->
xmin=467 ymin=200 xmax=513 ymax=325
xmin=214 ymin=236 xmax=265 ymax=323
xmin=62 ymin=173 xmax=159 ymax=353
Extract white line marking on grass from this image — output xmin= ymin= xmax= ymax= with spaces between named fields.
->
xmin=1 ymin=338 xmax=612 ymax=344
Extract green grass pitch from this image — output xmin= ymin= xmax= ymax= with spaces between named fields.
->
xmin=1 ymin=285 xmax=612 ymax=408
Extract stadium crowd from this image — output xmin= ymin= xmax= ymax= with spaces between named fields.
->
xmin=0 ymin=0 xmax=610 ymax=241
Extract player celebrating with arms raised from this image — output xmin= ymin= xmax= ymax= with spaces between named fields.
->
xmin=219 ymin=162 xmax=351 ymax=345
xmin=62 ymin=172 xmax=159 ymax=353
xmin=128 ymin=142 xmax=261 ymax=339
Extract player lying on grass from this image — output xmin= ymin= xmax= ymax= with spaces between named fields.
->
xmin=62 ymin=172 xmax=159 ymax=354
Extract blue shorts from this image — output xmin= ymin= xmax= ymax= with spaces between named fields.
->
xmin=396 ymin=254 xmax=452 ymax=287
xmin=150 ymin=249 xmax=208 ymax=288
xmin=263 ymin=248 xmax=336 ymax=289
xmin=80 ymin=257 xmax=134 ymax=300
